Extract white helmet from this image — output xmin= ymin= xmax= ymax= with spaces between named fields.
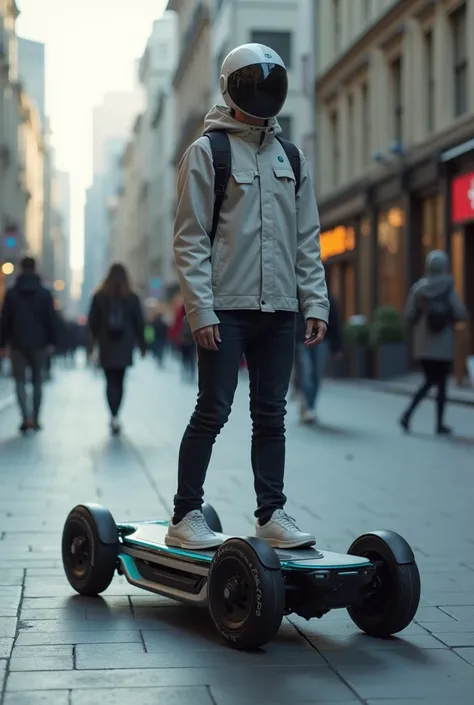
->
xmin=219 ymin=43 xmax=288 ymax=120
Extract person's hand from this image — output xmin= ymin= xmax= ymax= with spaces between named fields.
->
xmin=193 ymin=325 xmax=221 ymax=351
xmin=0 ymin=348 xmax=7 ymax=359
xmin=304 ymin=318 xmax=327 ymax=347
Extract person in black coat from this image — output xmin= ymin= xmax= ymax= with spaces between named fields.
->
xmin=87 ymin=263 xmax=146 ymax=435
xmin=0 ymin=256 xmax=59 ymax=432
xmin=295 ymin=291 xmax=342 ymax=423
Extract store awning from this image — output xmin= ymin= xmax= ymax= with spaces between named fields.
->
xmin=440 ymin=138 xmax=474 ymax=163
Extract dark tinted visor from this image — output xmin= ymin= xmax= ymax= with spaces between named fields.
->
xmin=227 ymin=63 xmax=288 ymax=118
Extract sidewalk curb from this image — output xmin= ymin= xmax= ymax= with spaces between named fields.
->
xmin=349 ymin=379 xmax=474 ymax=408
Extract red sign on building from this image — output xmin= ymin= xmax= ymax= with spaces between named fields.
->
xmin=451 ymin=171 xmax=474 ymax=224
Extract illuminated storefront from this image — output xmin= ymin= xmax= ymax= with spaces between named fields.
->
xmin=320 ymin=224 xmax=356 ymax=321
xmin=449 ymin=167 xmax=474 ymax=354
xmin=377 ymin=206 xmax=405 ymax=311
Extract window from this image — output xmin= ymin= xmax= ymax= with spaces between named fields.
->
xmin=390 ymin=56 xmax=403 ymax=143
xmin=421 ymin=195 xmax=444 ymax=265
xmin=251 ymin=31 xmax=292 ymax=68
xmin=424 ymin=30 xmax=435 ymax=133
xmin=451 ymin=3 xmax=467 ymax=117
xmin=333 ymin=0 xmax=341 ymax=52
xmin=361 ymin=82 xmax=370 ymax=166
xmin=329 ymin=109 xmax=339 ymax=188
xmin=278 ymin=115 xmax=292 ymax=140
xmin=377 ymin=207 xmax=405 ymax=310
xmin=347 ymin=94 xmax=354 ymax=178
xmin=358 ymin=218 xmax=373 ymax=320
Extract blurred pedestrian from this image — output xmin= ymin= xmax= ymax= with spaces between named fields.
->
xmin=87 ymin=263 xmax=146 ymax=436
xmin=167 ymin=43 xmax=329 ymax=550
xmin=400 ymin=250 xmax=468 ymax=435
xmin=179 ymin=307 xmax=196 ymax=382
xmin=152 ymin=311 xmax=168 ymax=367
xmin=0 ymin=256 xmax=58 ymax=432
xmin=295 ymin=285 xmax=342 ymax=424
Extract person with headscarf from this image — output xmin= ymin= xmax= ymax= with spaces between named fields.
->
xmin=400 ymin=250 xmax=468 ymax=435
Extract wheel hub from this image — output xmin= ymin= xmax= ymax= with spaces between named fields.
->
xmin=69 ymin=535 xmax=89 ymax=576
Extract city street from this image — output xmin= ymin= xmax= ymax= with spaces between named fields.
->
xmin=0 ymin=356 xmax=473 ymax=705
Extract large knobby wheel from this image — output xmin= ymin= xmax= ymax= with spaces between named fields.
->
xmin=201 ymin=502 xmax=223 ymax=533
xmin=208 ymin=538 xmax=285 ymax=650
xmin=62 ymin=505 xmax=118 ymax=596
xmin=347 ymin=532 xmax=421 ymax=637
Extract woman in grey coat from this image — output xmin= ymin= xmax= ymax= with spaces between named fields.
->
xmin=400 ymin=250 xmax=468 ymax=434
xmin=88 ymin=264 xmax=146 ymax=435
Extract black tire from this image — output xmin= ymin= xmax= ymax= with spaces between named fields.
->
xmin=208 ymin=538 xmax=284 ymax=650
xmin=62 ymin=505 xmax=118 ymax=596
xmin=347 ymin=533 xmax=421 ymax=637
xmin=201 ymin=502 xmax=223 ymax=533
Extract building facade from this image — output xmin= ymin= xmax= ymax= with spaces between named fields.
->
xmin=17 ymin=36 xmax=45 ymax=130
xmin=315 ymin=0 xmax=474 ymax=355
xmin=0 ymin=0 xmax=22 ymax=301
xmin=55 ymin=170 xmax=71 ymax=311
xmin=167 ymin=0 xmax=212 ymax=164
xmin=17 ymin=88 xmax=44 ymax=261
xmin=147 ymin=13 xmax=178 ymax=295
xmin=108 ymin=13 xmax=178 ymax=299
xmin=81 ymin=89 xmax=143 ymax=310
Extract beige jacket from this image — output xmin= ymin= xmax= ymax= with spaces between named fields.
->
xmin=173 ymin=106 xmax=329 ymax=332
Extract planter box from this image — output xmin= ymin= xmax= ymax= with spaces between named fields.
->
xmin=374 ymin=342 xmax=408 ymax=380
xmin=349 ymin=345 xmax=369 ymax=379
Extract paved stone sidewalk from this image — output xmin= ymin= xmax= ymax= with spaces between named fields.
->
xmin=0 ymin=358 xmax=473 ymax=704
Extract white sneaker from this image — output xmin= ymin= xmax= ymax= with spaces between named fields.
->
xmin=110 ymin=418 xmax=121 ymax=435
xmin=164 ymin=510 xmax=224 ymax=550
xmin=301 ymin=409 xmax=316 ymax=424
xmin=256 ymin=509 xmax=316 ymax=549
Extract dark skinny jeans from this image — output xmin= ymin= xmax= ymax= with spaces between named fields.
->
xmin=174 ymin=310 xmax=295 ymax=521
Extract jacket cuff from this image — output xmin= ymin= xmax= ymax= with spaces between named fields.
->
xmin=187 ymin=308 xmax=220 ymax=332
xmin=303 ymin=304 xmax=330 ymax=325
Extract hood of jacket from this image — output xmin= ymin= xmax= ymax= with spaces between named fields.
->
xmin=15 ymin=273 xmax=42 ymax=296
xmin=415 ymin=250 xmax=453 ymax=299
xmin=203 ymin=105 xmax=282 ymax=147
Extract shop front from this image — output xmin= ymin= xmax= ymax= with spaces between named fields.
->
xmin=450 ymin=168 xmax=474 ymax=355
xmin=320 ymin=223 xmax=356 ymax=322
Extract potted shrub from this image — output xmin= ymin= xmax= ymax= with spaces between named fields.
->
xmin=344 ymin=316 xmax=370 ymax=378
xmin=369 ymin=306 xmax=408 ymax=380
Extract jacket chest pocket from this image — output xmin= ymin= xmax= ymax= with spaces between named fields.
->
xmin=272 ymin=166 xmax=296 ymax=189
xmin=272 ymin=166 xmax=297 ymax=216
xmin=232 ymin=169 xmax=258 ymax=194
xmin=273 ymin=166 xmax=296 ymax=198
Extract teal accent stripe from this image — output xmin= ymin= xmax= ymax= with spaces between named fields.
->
xmin=124 ymin=536 xmax=214 ymax=562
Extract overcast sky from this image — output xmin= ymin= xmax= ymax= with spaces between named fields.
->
xmin=16 ymin=0 xmax=167 ymax=271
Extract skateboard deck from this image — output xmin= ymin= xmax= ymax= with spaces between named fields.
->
xmin=119 ymin=521 xmax=371 ymax=571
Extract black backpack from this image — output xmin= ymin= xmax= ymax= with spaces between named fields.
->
xmin=107 ymin=298 xmax=125 ymax=339
xmin=424 ymin=290 xmax=452 ymax=333
xmin=205 ymin=130 xmax=301 ymax=243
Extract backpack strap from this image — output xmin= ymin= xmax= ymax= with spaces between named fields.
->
xmin=276 ymin=136 xmax=301 ymax=194
xmin=205 ymin=130 xmax=231 ymax=245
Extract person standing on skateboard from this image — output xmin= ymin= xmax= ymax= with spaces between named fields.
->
xmin=166 ymin=44 xmax=329 ymax=550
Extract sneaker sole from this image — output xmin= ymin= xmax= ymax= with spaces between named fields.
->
xmin=258 ymin=537 xmax=316 ymax=549
xmin=164 ymin=535 xmax=224 ymax=550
